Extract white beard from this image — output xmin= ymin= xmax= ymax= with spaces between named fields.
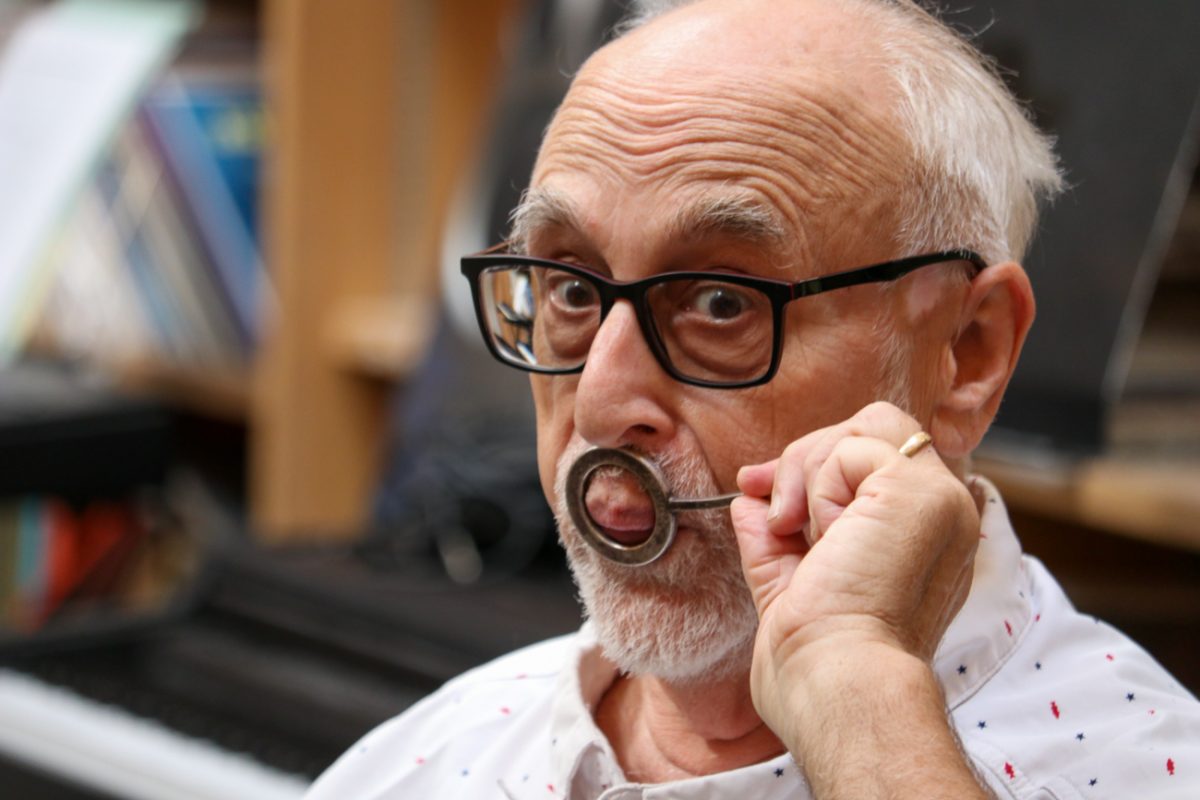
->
xmin=553 ymin=437 xmax=759 ymax=684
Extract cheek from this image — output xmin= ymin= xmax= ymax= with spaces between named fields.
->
xmin=531 ymin=375 xmax=576 ymax=502
xmin=748 ymin=303 xmax=894 ymax=442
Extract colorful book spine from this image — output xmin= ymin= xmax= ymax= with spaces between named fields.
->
xmin=139 ymin=75 xmax=264 ymax=349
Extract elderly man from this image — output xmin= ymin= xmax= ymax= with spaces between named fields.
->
xmin=308 ymin=0 xmax=1200 ymax=797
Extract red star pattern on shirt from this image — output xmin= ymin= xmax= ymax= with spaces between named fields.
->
xmin=303 ymin=481 xmax=1200 ymax=800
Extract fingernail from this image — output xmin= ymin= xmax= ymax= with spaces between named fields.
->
xmin=767 ymin=493 xmax=781 ymax=522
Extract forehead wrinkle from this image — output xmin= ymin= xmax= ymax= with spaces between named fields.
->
xmin=537 ymin=70 xmax=903 ymax=239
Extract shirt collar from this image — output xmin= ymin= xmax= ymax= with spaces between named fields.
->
xmin=934 ymin=475 xmax=1033 ymax=707
xmin=539 ymin=475 xmax=1029 ymax=796
xmin=548 ymin=624 xmax=624 ymax=793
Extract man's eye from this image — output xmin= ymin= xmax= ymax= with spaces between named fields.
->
xmin=693 ymin=285 xmax=750 ymax=321
xmin=550 ymin=277 xmax=599 ymax=309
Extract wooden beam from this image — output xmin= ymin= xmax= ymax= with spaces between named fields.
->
xmin=253 ymin=0 xmax=404 ymax=540
xmin=253 ymin=0 xmax=519 ymax=540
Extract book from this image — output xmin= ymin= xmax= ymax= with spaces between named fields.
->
xmin=140 ymin=72 xmax=264 ymax=348
xmin=36 ymin=67 xmax=261 ymax=371
xmin=37 ymin=183 xmax=156 ymax=365
xmin=0 ymin=0 xmax=198 ymax=359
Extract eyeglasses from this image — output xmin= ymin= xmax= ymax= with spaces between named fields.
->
xmin=460 ymin=246 xmax=985 ymax=389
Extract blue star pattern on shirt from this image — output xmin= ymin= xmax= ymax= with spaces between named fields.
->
xmin=301 ymin=487 xmax=1200 ymax=800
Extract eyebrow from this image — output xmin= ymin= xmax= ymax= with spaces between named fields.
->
xmin=667 ymin=194 xmax=788 ymax=246
xmin=508 ymin=186 xmax=788 ymax=253
xmin=508 ymin=186 xmax=584 ymax=253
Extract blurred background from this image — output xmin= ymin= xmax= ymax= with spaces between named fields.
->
xmin=0 ymin=0 xmax=1195 ymax=797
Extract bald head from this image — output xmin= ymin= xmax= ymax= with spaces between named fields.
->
xmin=528 ymin=0 xmax=910 ymax=273
xmin=521 ymin=0 xmax=1062 ymax=266
xmin=598 ymin=0 xmax=885 ymax=81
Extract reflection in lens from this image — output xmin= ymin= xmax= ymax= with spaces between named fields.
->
xmin=483 ymin=266 xmax=537 ymax=366
xmin=482 ymin=265 xmax=599 ymax=371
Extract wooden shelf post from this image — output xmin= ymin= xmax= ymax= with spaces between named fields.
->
xmin=253 ymin=0 xmax=517 ymax=541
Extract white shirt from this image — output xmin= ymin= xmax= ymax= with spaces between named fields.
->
xmin=306 ymin=478 xmax=1200 ymax=799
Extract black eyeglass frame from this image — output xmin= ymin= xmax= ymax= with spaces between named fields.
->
xmin=460 ymin=246 xmax=986 ymax=389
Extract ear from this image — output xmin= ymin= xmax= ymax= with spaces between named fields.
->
xmin=931 ymin=261 xmax=1035 ymax=458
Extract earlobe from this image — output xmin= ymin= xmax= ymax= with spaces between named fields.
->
xmin=931 ymin=262 xmax=1035 ymax=458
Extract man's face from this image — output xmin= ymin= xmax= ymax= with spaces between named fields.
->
xmin=522 ymin=1 xmax=957 ymax=679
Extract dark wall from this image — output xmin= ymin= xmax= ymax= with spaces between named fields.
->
xmin=956 ymin=2 xmax=1200 ymax=452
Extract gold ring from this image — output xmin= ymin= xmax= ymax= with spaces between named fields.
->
xmin=898 ymin=431 xmax=933 ymax=458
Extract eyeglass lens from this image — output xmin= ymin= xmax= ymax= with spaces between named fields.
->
xmin=478 ymin=264 xmax=775 ymax=384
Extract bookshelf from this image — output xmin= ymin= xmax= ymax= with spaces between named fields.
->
xmin=10 ymin=0 xmax=1196 ymax=550
xmin=5 ymin=0 xmax=519 ymax=544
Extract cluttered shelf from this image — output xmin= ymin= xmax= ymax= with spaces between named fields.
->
xmin=0 ymin=0 xmax=518 ymax=542
xmin=2 ymin=0 xmax=262 ymax=420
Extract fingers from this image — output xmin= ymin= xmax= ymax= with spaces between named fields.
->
xmin=736 ymin=459 xmax=777 ymax=497
xmin=806 ymin=435 xmax=906 ymax=543
xmin=739 ymin=402 xmax=927 ymax=540
xmin=729 ymin=401 xmax=980 ymax=670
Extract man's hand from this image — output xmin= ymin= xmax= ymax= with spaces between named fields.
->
xmin=731 ymin=402 xmax=989 ymax=798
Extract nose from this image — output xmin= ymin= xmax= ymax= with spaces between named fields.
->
xmin=573 ymin=301 xmax=677 ymax=450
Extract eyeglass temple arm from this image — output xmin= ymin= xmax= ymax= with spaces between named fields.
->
xmin=790 ymin=250 xmax=985 ymax=299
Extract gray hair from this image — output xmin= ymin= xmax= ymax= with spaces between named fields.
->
xmin=615 ymin=0 xmax=1064 ymax=265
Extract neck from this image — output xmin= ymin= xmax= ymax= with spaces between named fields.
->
xmin=595 ymin=669 xmax=786 ymax=783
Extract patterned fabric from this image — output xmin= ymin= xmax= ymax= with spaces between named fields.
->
xmin=306 ymin=478 xmax=1200 ymax=799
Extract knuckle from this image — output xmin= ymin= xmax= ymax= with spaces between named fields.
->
xmin=857 ymin=401 xmax=917 ymax=439
xmin=803 ymin=431 xmax=837 ymax=475
xmin=861 ymin=400 xmax=897 ymax=417
xmin=781 ymin=438 xmax=808 ymax=465
xmin=829 ymin=436 xmax=860 ymax=462
xmin=934 ymin=476 xmax=980 ymax=537
xmin=911 ymin=469 xmax=970 ymax=512
xmin=859 ymin=400 xmax=904 ymax=425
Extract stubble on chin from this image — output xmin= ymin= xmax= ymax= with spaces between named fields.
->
xmin=552 ymin=437 xmax=759 ymax=684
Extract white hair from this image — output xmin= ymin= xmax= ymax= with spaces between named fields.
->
xmin=617 ymin=0 xmax=1064 ymax=265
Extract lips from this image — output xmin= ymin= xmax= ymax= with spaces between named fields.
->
xmin=584 ymin=468 xmax=656 ymax=546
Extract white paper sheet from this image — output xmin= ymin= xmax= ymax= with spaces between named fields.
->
xmin=0 ymin=0 xmax=197 ymax=356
